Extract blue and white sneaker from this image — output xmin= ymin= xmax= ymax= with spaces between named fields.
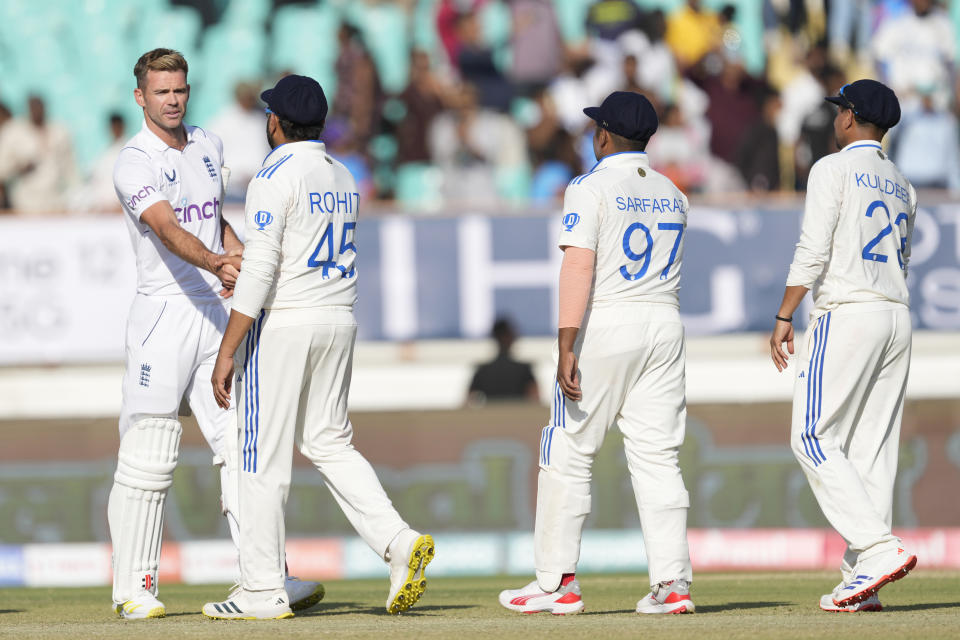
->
xmin=833 ymin=546 xmax=917 ymax=607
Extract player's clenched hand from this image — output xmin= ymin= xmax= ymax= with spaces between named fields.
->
xmin=557 ymin=350 xmax=582 ymax=401
xmin=211 ymin=352 xmax=234 ymax=409
xmin=769 ymin=321 xmax=795 ymax=372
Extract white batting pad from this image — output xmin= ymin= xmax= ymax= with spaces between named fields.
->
xmin=533 ymin=468 xmax=591 ymax=591
xmin=108 ymin=417 xmax=181 ymax=603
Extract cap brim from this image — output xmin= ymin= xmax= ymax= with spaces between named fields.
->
xmin=824 ymin=96 xmax=846 ymax=107
xmin=583 ymin=106 xmax=601 ymax=122
xmin=260 ymin=88 xmax=273 ymax=104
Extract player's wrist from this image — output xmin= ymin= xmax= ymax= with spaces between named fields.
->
xmin=775 ymin=315 xmax=792 ymax=323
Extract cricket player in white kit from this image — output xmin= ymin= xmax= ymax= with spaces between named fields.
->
xmin=203 ymin=75 xmax=434 ymax=620
xmin=770 ymin=79 xmax=918 ymax=613
xmin=109 ymin=49 xmax=322 ymax=619
xmin=500 ymin=92 xmax=694 ymax=615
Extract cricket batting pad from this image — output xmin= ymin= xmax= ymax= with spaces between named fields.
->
xmin=108 ymin=417 xmax=181 ymax=603
xmin=534 ymin=468 xmax=591 ymax=592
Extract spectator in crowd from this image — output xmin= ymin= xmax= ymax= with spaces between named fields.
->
xmin=70 ymin=112 xmax=126 ymax=213
xmin=0 ymin=95 xmax=77 ymax=214
xmin=665 ymin=0 xmax=722 ymax=69
xmin=646 ymin=102 xmax=712 ymax=193
xmin=436 ymin=0 xmax=488 ymax=71
xmin=687 ymin=55 xmax=767 ymax=167
xmin=207 ymin=81 xmax=271 ymax=201
xmin=795 ymin=65 xmax=847 ymax=189
xmin=890 ymin=85 xmax=960 ymax=193
xmin=397 ymin=49 xmax=448 ymax=166
xmin=429 ymin=82 xmax=528 ymax=206
xmin=735 ymin=87 xmax=782 ymax=191
xmin=871 ymin=0 xmax=955 ymax=111
xmin=585 ymin=0 xmax=645 ymax=41
xmin=508 ymin=0 xmax=564 ymax=96
xmin=0 ymin=102 xmax=10 ymax=210
xmin=456 ymin=12 xmax=513 ymax=112
xmin=331 ymin=23 xmax=383 ymax=158
xmin=467 ymin=317 xmax=539 ymax=405
xmin=619 ymin=9 xmax=677 ymax=103
xmin=827 ymin=0 xmax=876 ymax=65
xmin=526 ymin=87 xmax=578 ymax=202
xmin=777 ymin=42 xmax=829 ymax=154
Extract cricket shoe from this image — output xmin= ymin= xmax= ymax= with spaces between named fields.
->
xmin=285 ymin=576 xmax=325 ymax=611
xmin=115 ymin=592 xmax=165 ymax=619
xmin=386 ymin=529 xmax=435 ymax=614
xmin=202 ymin=588 xmax=294 ymax=620
xmin=820 ymin=592 xmax=882 ymax=612
xmin=833 ymin=546 xmax=917 ymax=607
xmin=636 ymin=579 xmax=695 ymax=614
xmin=498 ymin=579 xmax=585 ymax=615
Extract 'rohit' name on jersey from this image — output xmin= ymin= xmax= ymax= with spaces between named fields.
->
xmin=854 ymin=173 xmax=910 ymax=205
xmin=615 ymin=196 xmax=686 ymax=214
xmin=309 ymin=191 xmax=360 ymax=215
xmin=175 ymin=197 xmax=220 ymax=223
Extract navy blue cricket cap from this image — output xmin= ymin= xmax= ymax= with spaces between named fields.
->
xmin=261 ymin=74 xmax=328 ymax=126
xmin=583 ymin=91 xmax=658 ymax=141
xmin=825 ymin=79 xmax=901 ymax=130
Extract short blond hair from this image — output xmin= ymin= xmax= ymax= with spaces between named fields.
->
xmin=134 ymin=48 xmax=188 ymax=89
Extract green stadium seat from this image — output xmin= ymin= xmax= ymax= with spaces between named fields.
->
xmin=269 ymin=5 xmax=340 ymax=97
xmin=395 ymin=163 xmax=444 ymax=212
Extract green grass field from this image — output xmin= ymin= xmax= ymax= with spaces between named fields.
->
xmin=2 ymin=571 xmax=958 ymax=640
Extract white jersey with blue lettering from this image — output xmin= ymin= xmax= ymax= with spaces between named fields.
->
xmin=558 ymin=151 xmax=689 ymax=309
xmin=113 ymin=119 xmax=226 ymax=299
xmin=787 ymin=139 xmax=917 ymax=315
xmin=231 ymin=140 xmax=360 ymax=318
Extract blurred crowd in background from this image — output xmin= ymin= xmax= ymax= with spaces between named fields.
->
xmin=0 ymin=0 xmax=957 ymax=215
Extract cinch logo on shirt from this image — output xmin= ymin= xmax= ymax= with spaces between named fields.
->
xmin=563 ymin=212 xmax=581 ymax=231
xmin=128 ymin=185 xmax=156 ymax=210
xmin=174 ymin=197 xmax=220 ymax=223
xmin=254 ymin=210 xmax=273 ymax=230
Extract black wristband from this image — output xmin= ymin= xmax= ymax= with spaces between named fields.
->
xmin=775 ymin=315 xmax=792 ymax=323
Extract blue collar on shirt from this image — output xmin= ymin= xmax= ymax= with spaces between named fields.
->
xmin=261 ymin=139 xmax=326 ymax=165
xmin=589 ymin=150 xmax=648 ymax=172
xmin=844 ymin=141 xmax=882 ymax=152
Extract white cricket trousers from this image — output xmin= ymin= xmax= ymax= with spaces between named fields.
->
xmin=791 ymin=301 xmax=911 ymax=580
xmin=235 ymin=307 xmax=408 ymax=591
xmin=535 ymin=304 xmax=692 ymax=589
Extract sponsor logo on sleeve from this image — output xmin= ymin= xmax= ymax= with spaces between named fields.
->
xmin=562 ymin=212 xmax=581 ymax=232
xmin=164 ymin=169 xmax=177 ymax=183
xmin=128 ymin=185 xmax=156 ymax=210
xmin=255 ymin=210 xmax=274 ymax=230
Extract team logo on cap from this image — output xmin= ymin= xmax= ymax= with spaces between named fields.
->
xmin=255 ymin=210 xmax=274 ymax=230
xmin=563 ymin=212 xmax=581 ymax=231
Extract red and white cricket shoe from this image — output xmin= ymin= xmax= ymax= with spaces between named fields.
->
xmin=636 ymin=579 xmax=695 ymax=614
xmin=498 ymin=579 xmax=585 ymax=615
xmin=820 ymin=592 xmax=882 ymax=612
xmin=832 ymin=546 xmax=917 ymax=607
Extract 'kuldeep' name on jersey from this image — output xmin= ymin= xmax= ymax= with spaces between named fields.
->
xmin=854 ymin=173 xmax=910 ymax=205
xmin=309 ymin=191 xmax=360 ymax=215
xmin=616 ymin=196 xmax=686 ymax=214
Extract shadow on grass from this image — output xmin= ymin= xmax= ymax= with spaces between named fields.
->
xmin=883 ymin=602 xmax=960 ymax=612
xmin=697 ymin=601 xmax=789 ymax=613
xmin=299 ymin=602 xmax=476 ymax=617
xmin=0 ymin=610 xmax=24 ymax=614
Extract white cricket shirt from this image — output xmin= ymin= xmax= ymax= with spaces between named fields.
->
xmin=787 ymin=139 xmax=917 ymax=315
xmin=114 ymin=120 xmax=225 ymax=299
xmin=558 ymin=151 xmax=689 ymax=308
xmin=231 ymin=140 xmax=360 ymax=318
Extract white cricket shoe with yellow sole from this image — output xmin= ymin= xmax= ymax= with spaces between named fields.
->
xmin=115 ymin=592 xmax=165 ymax=619
xmin=285 ymin=576 xmax=325 ymax=611
xmin=386 ymin=529 xmax=435 ymax=614
xmin=202 ymin=588 xmax=293 ymax=620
